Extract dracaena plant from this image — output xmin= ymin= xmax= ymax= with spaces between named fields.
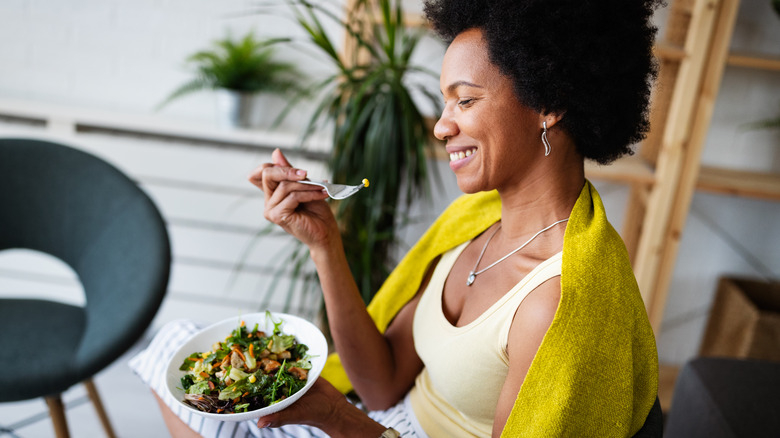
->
xmin=246 ymin=0 xmax=442 ymax=309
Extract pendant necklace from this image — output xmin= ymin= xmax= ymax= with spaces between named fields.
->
xmin=466 ymin=218 xmax=569 ymax=286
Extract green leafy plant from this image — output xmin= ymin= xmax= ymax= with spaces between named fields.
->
xmin=745 ymin=103 xmax=780 ymax=131
xmin=249 ymin=0 xmax=442 ymax=306
xmin=159 ymin=32 xmax=304 ymax=108
xmin=751 ymin=117 xmax=780 ymax=130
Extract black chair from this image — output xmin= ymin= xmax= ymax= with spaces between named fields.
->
xmin=0 ymin=138 xmax=171 ymax=437
xmin=665 ymin=357 xmax=780 ymax=437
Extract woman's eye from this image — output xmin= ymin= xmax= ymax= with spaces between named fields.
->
xmin=457 ymin=98 xmax=475 ymax=107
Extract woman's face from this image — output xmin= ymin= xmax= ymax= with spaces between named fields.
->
xmin=435 ymin=28 xmax=544 ymax=194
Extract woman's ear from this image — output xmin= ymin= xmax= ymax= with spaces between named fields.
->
xmin=540 ymin=112 xmax=565 ymax=130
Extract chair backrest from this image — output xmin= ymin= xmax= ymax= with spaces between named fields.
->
xmin=0 ymin=138 xmax=171 ymax=374
xmin=632 ymin=396 xmax=663 ymax=438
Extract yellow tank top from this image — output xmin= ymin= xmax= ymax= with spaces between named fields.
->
xmin=409 ymin=241 xmax=563 ymax=437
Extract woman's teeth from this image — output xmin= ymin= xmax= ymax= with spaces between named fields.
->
xmin=449 ymin=149 xmax=475 ymax=162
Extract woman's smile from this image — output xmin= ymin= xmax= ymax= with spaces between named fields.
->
xmin=447 ymin=147 xmax=477 ymax=170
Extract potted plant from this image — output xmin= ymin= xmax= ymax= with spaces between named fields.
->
xmin=159 ymin=32 xmax=305 ymax=128
xmin=252 ymin=0 xmax=442 ymax=306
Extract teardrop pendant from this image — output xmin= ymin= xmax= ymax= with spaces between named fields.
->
xmin=467 ymin=272 xmax=476 ymax=286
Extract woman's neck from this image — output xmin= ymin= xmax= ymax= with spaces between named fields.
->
xmin=496 ymin=151 xmax=585 ymax=242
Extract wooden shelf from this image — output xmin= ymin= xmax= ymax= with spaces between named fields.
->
xmin=654 ymin=42 xmax=687 ymax=61
xmin=652 ymin=45 xmax=780 ymax=73
xmin=726 ymin=52 xmax=780 ymax=72
xmin=585 ymin=154 xmax=656 ymax=186
xmin=697 ymin=166 xmax=780 ymax=201
xmin=586 ymin=161 xmax=780 ymax=202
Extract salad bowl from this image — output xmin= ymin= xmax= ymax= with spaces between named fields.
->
xmin=165 ymin=312 xmax=328 ymax=422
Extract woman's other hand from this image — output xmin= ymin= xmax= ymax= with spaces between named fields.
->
xmin=249 ymin=148 xmax=339 ymax=250
xmin=256 ymin=378 xmax=386 ymax=437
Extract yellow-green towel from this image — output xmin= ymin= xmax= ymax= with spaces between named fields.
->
xmin=321 ymin=181 xmax=658 ymax=437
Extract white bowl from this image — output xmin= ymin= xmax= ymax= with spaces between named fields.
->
xmin=165 ymin=312 xmax=328 ymax=422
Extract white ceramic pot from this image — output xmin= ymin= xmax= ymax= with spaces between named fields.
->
xmin=215 ymin=89 xmax=257 ymax=129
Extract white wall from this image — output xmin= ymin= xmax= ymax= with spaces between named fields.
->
xmin=0 ymin=0 xmax=778 ymax=366
xmin=0 ymin=0 xmax=338 ymax=130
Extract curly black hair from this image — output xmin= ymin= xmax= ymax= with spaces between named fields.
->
xmin=423 ymin=0 xmax=663 ymax=164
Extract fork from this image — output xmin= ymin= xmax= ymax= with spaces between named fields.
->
xmin=298 ymin=179 xmax=369 ymax=200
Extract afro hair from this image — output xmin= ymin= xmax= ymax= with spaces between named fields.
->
xmin=424 ymin=0 xmax=664 ymax=164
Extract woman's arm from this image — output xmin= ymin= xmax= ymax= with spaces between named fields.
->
xmin=309 ymin=239 xmax=425 ymax=410
xmin=492 ymin=278 xmax=561 ymax=437
xmin=249 ymin=149 xmax=425 ymax=410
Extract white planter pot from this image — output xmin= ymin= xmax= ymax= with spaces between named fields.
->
xmin=215 ymin=89 xmax=257 ymax=129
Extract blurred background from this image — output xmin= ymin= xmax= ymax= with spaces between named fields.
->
xmin=0 ymin=0 xmax=778 ymax=436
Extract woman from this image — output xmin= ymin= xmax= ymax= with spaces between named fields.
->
xmin=130 ymin=0 xmax=661 ymax=436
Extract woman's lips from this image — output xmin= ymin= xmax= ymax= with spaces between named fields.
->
xmin=448 ymin=147 xmax=476 ymax=170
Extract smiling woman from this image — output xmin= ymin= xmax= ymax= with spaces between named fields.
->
xmin=130 ymin=0 xmax=663 ymax=437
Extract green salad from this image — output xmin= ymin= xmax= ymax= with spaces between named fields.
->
xmin=179 ymin=314 xmax=312 ymax=414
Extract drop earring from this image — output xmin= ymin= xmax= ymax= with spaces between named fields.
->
xmin=542 ymin=121 xmax=551 ymax=156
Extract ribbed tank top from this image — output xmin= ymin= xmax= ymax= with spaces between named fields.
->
xmin=409 ymin=241 xmax=563 ymax=437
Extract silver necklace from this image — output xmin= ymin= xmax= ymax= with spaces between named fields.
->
xmin=466 ymin=218 xmax=569 ymax=286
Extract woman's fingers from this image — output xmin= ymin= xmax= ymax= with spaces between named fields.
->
xmin=248 ymin=161 xmax=309 ymax=205
xmin=266 ymin=180 xmax=326 ymax=208
xmin=272 ymin=147 xmax=293 ymax=167
xmin=247 ymin=162 xmax=273 ymax=189
xmin=264 ymin=184 xmax=328 ymax=225
xmin=247 ymin=148 xmax=299 ymax=192
xmin=256 ymin=378 xmax=342 ymax=429
xmin=262 ymin=167 xmax=309 ymax=201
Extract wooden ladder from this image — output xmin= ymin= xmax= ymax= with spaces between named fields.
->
xmin=621 ymin=0 xmax=743 ymax=332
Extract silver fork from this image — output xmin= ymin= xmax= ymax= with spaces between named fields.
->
xmin=298 ymin=179 xmax=368 ymax=200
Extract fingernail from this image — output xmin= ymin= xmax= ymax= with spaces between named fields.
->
xmin=295 ymin=169 xmax=306 ymax=177
xmin=257 ymin=421 xmax=271 ymax=428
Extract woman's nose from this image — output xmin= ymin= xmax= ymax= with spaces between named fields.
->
xmin=433 ymin=111 xmax=458 ymax=141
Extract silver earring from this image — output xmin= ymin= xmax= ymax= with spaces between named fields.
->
xmin=542 ymin=121 xmax=551 ymax=156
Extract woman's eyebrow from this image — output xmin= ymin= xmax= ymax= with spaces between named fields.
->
xmin=443 ymin=80 xmax=484 ymax=94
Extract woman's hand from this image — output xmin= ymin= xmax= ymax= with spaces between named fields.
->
xmin=256 ymin=378 xmax=386 ymax=438
xmin=249 ymin=148 xmax=340 ymax=250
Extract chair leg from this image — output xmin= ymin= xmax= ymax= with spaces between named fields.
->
xmin=44 ymin=395 xmax=71 ymax=438
xmin=85 ymin=378 xmax=118 ymax=438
